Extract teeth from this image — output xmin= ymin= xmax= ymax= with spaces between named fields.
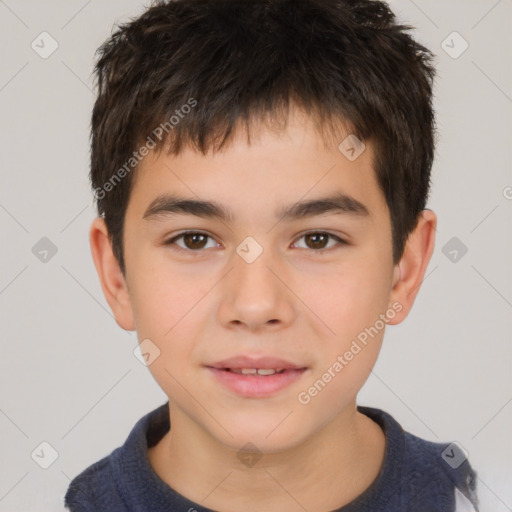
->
xmin=240 ymin=368 xmax=257 ymax=375
xmin=257 ymin=369 xmax=277 ymax=376
xmin=230 ymin=368 xmax=284 ymax=375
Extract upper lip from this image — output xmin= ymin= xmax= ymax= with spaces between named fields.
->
xmin=207 ymin=356 xmax=306 ymax=370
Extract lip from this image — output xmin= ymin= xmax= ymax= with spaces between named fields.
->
xmin=205 ymin=355 xmax=308 ymax=398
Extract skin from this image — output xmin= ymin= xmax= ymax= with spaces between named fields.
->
xmin=90 ymin=107 xmax=436 ymax=512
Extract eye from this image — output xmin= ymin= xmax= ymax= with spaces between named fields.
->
xmin=292 ymin=231 xmax=346 ymax=251
xmin=164 ymin=231 xmax=219 ymax=252
xmin=164 ymin=230 xmax=347 ymax=253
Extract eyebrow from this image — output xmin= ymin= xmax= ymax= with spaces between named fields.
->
xmin=142 ymin=192 xmax=369 ymax=223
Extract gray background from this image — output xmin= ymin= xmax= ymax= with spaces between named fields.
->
xmin=0 ymin=1 xmax=510 ymax=510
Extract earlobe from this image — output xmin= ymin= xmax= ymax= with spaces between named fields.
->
xmin=387 ymin=209 xmax=437 ymax=325
xmin=89 ymin=217 xmax=136 ymax=331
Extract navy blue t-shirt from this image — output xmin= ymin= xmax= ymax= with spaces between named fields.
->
xmin=64 ymin=402 xmax=479 ymax=511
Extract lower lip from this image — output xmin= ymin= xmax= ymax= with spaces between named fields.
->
xmin=207 ymin=368 xmax=307 ymax=398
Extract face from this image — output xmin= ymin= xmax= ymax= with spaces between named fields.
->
xmin=119 ymin=109 xmax=399 ymax=452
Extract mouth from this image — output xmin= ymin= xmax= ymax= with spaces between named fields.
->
xmin=221 ymin=368 xmax=288 ymax=375
xmin=205 ymin=356 xmax=308 ymax=398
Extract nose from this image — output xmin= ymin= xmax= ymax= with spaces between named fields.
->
xmin=216 ymin=248 xmax=296 ymax=332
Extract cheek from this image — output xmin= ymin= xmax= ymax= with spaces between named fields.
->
xmin=129 ymin=257 xmax=209 ymax=337
xmin=128 ymin=266 xmax=212 ymax=395
xmin=301 ymin=260 xmax=392 ymax=342
xmin=131 ymin=247 xmax=224 ymax=319
xmin=296 ymin=338 xmax=382 ymax=423
xmin=295 ymin=258 xmax=391 ymax=402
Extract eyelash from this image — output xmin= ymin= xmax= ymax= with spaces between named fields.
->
xmin=163 ymin=230 xmax=347 ymax=254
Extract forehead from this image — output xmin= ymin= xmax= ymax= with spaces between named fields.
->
xmin=127 ymin=108 xmax=386 ymax=224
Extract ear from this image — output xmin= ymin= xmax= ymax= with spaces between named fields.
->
xmin=387 ymin=209 xmax=437 ymax=325
xmin=89 ymin=217 xmax=135 ymax=331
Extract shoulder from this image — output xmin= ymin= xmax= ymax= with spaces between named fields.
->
xmin=64 ymin=402 xmax=170 ymax=512
xmin=64 ymin=449 xmax=124 ymax=511
xmin=358 ymin=406 xmax=479 ymax=512
xmin=403 ymin=431 xmax=479 ymax=510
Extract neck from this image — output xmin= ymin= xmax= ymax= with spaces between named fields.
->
xmin=148 ymin=402 xmax=385 ymax=512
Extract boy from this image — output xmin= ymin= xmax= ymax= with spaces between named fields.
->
xmin=64 ymin=0 xmax=479 ymax=510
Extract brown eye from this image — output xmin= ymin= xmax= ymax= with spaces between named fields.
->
xmin=294 ymin=232 xmax=346 ymax=251
xmin=305 ymin=233 xmax=329 ymax=249
xmin=182 ymin=233 xmax=208 ymax=250
xmin=165 ymin=231 xmax=217 ymax=252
